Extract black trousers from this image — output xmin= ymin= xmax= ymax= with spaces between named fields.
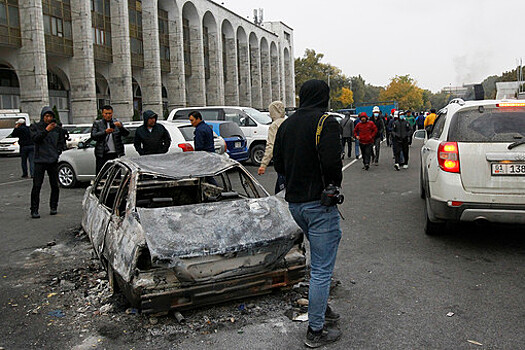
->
xmin=31 ymin=162 xmax=59 ymax=212
xmin=341 ymin=137 xmax=352 ymax=158
xmin=373 ymin=138 xmax=381 ymax=163
xmin=359 ymin=143 xmax=373 ymax=166
xmin=96 ymin=153 xmax=118 ymax=174
xmin=394 ymin=138 xmax=410 ymax=166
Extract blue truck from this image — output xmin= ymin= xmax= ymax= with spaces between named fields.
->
xmin=355 ymin=101 xmax=398 ymax=116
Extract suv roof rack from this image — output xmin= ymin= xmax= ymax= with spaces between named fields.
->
xmin=448 ymin=98 xmax=465 ymax=106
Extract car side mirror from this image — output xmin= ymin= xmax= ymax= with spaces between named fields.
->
xmin=77 ymin=141 xmax=86 ymax=149
xmin=413 ymin=129 xmax=427 ymax=140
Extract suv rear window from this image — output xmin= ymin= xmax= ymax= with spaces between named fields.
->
xmin=448 ymin=107 xmax=525 ymax=142
xmin=219 ymin=123 xmax=244 ymax=138
xmin=178 ymin=126 xmax=195 ymax=141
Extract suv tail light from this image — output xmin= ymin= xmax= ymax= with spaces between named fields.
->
xmin=438 ymin=142 xmax=460 ymax=173
xmin=178 ymin=143 xmax=194 ymax=152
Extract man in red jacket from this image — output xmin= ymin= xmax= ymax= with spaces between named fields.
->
xmin=354 ymin=112 xmax=377 ymax=170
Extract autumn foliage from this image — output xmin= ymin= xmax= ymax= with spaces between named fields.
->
xmin=379 ymin=75 xmax=424 ymax=110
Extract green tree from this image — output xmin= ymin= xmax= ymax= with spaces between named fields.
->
xmin=380 ymin=75 xmax=424 ymax=110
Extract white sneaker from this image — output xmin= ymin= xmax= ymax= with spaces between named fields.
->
xmin=402 ymin=165 xmax=409 ymax=169
xmin=394 ymin=164 xmax=400 ymax=171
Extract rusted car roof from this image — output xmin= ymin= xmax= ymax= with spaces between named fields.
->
xmin=124 ymin=152 xmax=238 ymax=179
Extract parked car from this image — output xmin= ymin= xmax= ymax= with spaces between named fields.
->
xmin=0 ymin=110 xmax=31 ymax=156
xmin=206 ymin=121 xmax=249 ymax=162
xmin=0 ymin=133 xmax=20 ymax=156
xmin=416 ymin=99 xmax=525 ymax=235
xmin=57 ymin=121 xmax=226 ymax=188
xmin=62 ymin=124 xmax=92 ymax=148
xmin=325 ymin=112 xmax=345 ymax=124
xmin=167 ymin=106 xmax=272 ymax=165
xmin=82 ymin=152 xmax=306 ymax=314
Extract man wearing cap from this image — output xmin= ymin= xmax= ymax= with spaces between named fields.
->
xmin=12 ymin=118 xmax=34 ymax=178
xmin=354 ymin=112 xmax=377 ymax=170
xmin=370 ymin=107 xmax=385 ymax=165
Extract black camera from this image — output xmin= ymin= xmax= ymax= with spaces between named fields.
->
xmin=320 ymin=184 xmax=345 ymax=207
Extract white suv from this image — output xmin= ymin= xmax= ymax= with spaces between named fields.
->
xmin=416 ymin=99 xmax=525 ymax=235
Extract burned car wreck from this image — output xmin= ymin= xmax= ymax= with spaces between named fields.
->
xmin=82 ymin=152 xmax=306 ymax=314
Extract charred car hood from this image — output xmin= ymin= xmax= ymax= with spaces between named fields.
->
xmin=137 ymin=196 xmax=301 ymax=265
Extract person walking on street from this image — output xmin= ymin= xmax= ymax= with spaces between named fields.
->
xmin=340 ymin=113 xmax=354 ymax=159
xmin=416 ymin=112 xmax=426 ymax=130
xmin=273 ymin=79 xmax=343 ymax=348
xmin=354 ymin=112 xmax=377 ymax=170
xmin=371 ymin=107 xmax=385 ymax=165
xmin=353 ymin=116 xmax=361 ymax=159
xmin=258 ymin=101 xmax=286 ymax=194
xmin=12 ymin=118 xmax=34 ymax=178
xmin=424 ymin=108 xmax=437 ymax=133
xmin=392 ymin=111 xmax=411 ymax=171
xmin=30 ymin=107 xmax=67 ymax=218
xmin=91 ymin=105 xmax=129 ymax=174
xmin=134 ymin=110 xmax=171 ymax=155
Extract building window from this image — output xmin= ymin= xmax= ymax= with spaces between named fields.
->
xmin=0 ymin=0 xmax=19 ymax=28
xmin=42 ymin=0 xmax=73 ymax=56
xmin=91 ymin=0 xmax=111 ymax=61
xmin=129 ymin=0 xmax=143 ymax=66
xmin=158 ymin=8 xmax=170 ymax=71
xmin=222 ymin=33 xmax=227 ymax=82
xmin=183 ymin=18 xmax=191 ymax=75
xmin=284 ymin=32 xmax=290 ymax=43
xmin=203 ymin=26 xmax=210 ymax=80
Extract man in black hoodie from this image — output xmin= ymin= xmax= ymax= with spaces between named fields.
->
xmin=91 ymin=105 xmax=129 ymax=174
xmin=30 ymin=107 xmax=67 ymax=218
xmin=134 ymin=110 xmax=171 ymax=155
xmin=274 ymin=80 xmax=342 ymax=348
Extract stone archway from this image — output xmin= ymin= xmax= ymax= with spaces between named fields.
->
xmin=182 ymin=2 xmax=205 ymax=106
xmin=0 ymin=63 xmax=20 ymax=110
xmin=270 ymin=42 xmax=280 ymax=102
xmin=47 ymin=66 xmax=71 ymax=123
xmin=260 ymin=37 xmax=271 ymax=108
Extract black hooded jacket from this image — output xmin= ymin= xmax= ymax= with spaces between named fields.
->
xmin=273 ymin=80 xmax=343 ymax=203
xmin=91 ymin=114 xmax=129 ymax=158
xmin=30 ymin=107 xmax=67 ymax=164
xmin=134 ymin=110 xmax=171 ymax=155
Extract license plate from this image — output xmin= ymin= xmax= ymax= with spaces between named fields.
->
xmin=492 ymin=163 xmax=525 ymax=176
xmin=235 ymin=142 xmax=241 ymax=148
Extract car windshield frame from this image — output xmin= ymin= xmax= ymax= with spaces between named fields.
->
xmin=448 ymin=106 xmax=525 ymax=143
xmin=242 ymin=108 xmax=272 ymax=125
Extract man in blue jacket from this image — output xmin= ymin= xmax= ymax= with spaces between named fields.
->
xmin=189 ymin=111 xmax=214 ymax=152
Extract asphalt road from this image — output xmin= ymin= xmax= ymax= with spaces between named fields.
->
xmin=0 ymin=141 xmax=524 ymax=349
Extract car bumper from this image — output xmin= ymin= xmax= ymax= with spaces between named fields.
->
xmin=429 ymin=198 xmax=525 ymax=224
xmin=228 ymin=150 xmax=249 ymax=162
xmin=0 ymin=147 xmax=19 ymax=155
xmin=125 ymin=246 xmax=306 ymax=314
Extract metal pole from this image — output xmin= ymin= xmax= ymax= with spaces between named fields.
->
xmin=327 ymin=75 xmax=331 ymax=111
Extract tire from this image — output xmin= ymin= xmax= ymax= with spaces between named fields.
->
xmin=58 ymin=163 xmax=77 ymax=188
xmin=424 ymin=197 xmax=445 ymax=236
xmin=250 ymin=144 xmax=266 ymax=166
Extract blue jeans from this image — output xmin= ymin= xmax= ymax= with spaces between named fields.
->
xmin=288 ymin=201 xmax=342 ymax=331
xmin=20 ymin=145 xmax=34 ymax=177
xmin=354 ymin=139 xmax=360 ymax=157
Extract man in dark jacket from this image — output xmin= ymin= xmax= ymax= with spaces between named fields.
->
xmin=91 ymin=105 xmax=129 ymax=174
xmin=392 ymin=111 xmax=412 ymax=170
xmin=30 ymin=107 xmax=67 ymax=218
xmin=341 ymin=114 xmax=354 ymax=159
xmin=12 ymin=118 xmax=34 ymax=178
xmin=274 ymin=79 xmax=342 ymax=348
xmin=370 ymin=107 xmax=385 ymax=165
xmin=134 ymin=110 xmax=171 ymax=155
xmin=189 ymin=111 xmax=214 ymax=152
xmin=354 ymin=112 xmax=378 ymax=170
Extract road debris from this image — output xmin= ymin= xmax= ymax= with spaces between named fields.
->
xmin=48 ymin=310 xmax=65 ymax=318
xmin=292 ymin=313 xmax=308 ymax=322
xmin=446 ymin=312 xmax=455 ymax=317
xmin=467 ymin=340 xmax=483 ymax=346
xmin=296 ymin=298 xmax=309 ymax=306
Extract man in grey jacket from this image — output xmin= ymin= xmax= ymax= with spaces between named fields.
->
xmin=91 ymin=105 xmax=129 ymax=174
xmin=341 ymin=114 xmax=354 ymax=159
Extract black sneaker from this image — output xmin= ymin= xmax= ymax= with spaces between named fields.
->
xmin=325 ymin=305 xmax=340 ymax=323
xmin=365 ymin=165 xmax=370 ymax=170
xmin=394 ymin=163 xmax=400 ymax=171
xmin=304 ymin=326 xmax=342 ymax=348
xmin=50 ymin=208 xmax=58 ymax=215
xmin=31 ymin=211 xmax=40 ymax=219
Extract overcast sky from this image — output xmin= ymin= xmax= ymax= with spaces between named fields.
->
xmin=222 ymin=0 xmax=524 ymax=92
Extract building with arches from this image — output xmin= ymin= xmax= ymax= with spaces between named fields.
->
xmin=0 ymin=0 xmax=295 ymax=123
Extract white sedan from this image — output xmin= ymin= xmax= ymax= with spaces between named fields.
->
xmin=57 ymin=121 xmax=226 ymax=188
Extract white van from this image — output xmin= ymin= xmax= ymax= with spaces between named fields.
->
xmin=168 ymin=107 xmax=271 ymax=165
xmin=0 ymin=110 xmax=31 ymax=156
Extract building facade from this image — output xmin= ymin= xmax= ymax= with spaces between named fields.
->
xmin=0 ymin=0 xmax=295 ymax=123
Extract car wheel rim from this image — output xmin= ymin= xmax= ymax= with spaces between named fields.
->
xmin=59 ymin=167 xmax=73 ymax=186
xmin=254 ymin=149 xmax=265 ymax=164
